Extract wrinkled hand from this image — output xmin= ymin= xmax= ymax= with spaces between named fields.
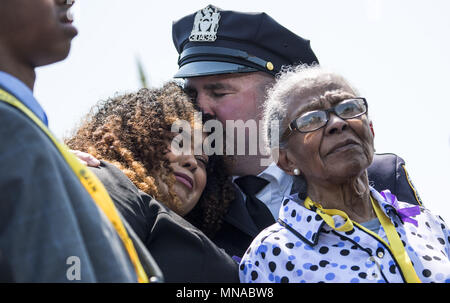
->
xmin=70 ymin=150 xmax=101 ymax=167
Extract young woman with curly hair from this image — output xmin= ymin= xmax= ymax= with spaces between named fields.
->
xmin=66 ymin=82 xmax=238 ymax=282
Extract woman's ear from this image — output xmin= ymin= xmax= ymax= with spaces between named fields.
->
xmin=277 ymin=149 xmax=297 ymax=176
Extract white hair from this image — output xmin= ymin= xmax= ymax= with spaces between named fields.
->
xmin=262 ymin=64 xmax=361 ymax=150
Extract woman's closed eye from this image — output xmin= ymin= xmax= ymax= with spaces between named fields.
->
xmin=195 ymin=156 xmax=209 ymax=167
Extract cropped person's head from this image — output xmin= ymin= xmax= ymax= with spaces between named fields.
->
xmin=264 ymin=65 xmax=374 ymax=193
xmin=66 ymin=82 xmax=234 ymax=236
xmin=0 ymin=0 xmax=77 ymax=68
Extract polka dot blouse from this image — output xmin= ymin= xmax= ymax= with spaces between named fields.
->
xmin=239 ymin=187 xmax=450 ymax=283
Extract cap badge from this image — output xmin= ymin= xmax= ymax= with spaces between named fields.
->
xmin=189 ymin=5 xmax=221 ymax=42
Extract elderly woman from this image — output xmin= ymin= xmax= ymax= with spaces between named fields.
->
xmin=239 ymin=66 xmax=450 ymax=283
xmin=66 ymin=82 xmax=238 ymax=282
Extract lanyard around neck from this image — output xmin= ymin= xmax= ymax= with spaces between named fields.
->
xmin=0 ymin=89 xmax=149 ymax=283
xmin=305 ymin=195 xmax=421 ymax=283
xmin=304 ymin=197 xmax=354 ymax=232
xmin=369 ymin=196 xmax=421 ymax=283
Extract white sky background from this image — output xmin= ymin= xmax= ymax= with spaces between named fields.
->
xmin=34 ymin=0 xmax=450 ymax=222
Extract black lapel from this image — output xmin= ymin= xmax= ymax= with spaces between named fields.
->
xmin=223 ymin=186 xmax=260 ymax=237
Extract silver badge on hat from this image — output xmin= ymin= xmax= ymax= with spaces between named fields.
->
xmin=189 ymin=5 xmax=221 ymax=42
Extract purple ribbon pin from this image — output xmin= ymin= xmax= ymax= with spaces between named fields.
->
xmin=380 ymin=190 xmax=421 ymax=227
xmin=232 ymin=255 xmax=242 ymax=263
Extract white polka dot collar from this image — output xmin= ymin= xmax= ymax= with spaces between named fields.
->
xmin=278 ymin=187 xmax=405 ymax=247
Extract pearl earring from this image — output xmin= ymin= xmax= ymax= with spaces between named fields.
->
xmin=293 ymin=168 xmax=300 ymax=176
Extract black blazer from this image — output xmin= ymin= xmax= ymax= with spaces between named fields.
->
xmin=90 ymin=161 xmax=239 ymax=283
xmin=213 ymin=153 xmax=423 ymax=259
xmin=0 ymin=249 xmax=14 ymax=282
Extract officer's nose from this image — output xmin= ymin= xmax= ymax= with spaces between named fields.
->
xmin=325 ymin=113 xmax=348 ymax=135
xmin=196 ymin=94 xmax=215 ymax=116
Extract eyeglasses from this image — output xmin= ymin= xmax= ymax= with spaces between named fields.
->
xmin=288 ymin=98 xmax=368 ymax=134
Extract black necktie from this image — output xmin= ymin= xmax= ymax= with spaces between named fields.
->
xmin=235 ymin=175 xmax=275 ymax=231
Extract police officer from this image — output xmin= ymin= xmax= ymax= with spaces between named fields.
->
xmin=172 ymin=5 xmax=423 ymax=258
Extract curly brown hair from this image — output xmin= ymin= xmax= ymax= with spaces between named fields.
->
xmin=65 ymin=82 xmax=234 ymax=238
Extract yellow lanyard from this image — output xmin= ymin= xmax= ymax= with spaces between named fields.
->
xmin=0 ymin=89 xmax=149 ymax=283
xmin=304 ymin=197 xmax=354 ymax=232
xmin=369 ymin=196 xmax=421 ymax=283
xmin=305 ymin=196 xmax=421 ymax=283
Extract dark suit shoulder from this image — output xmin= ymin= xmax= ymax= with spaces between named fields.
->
xmin=146 ymin=196 xmax=204 ymax=233
xmin=88 ymin=162 xmax=166 ymax=281
xmin=90 ymin=163 xmax=238 ymax=282
xmin=0 ymin=102 xmax=54 ymax=150
xmin=90 ymin=160 xmax=139 ymax=192
xmin=145 ymin=196 xmax=239 ymax=282
xmin=0 ymin=103 xmax=77 ymax=231
xmin=368 ymin=153 xmax=422 ymax=205
xmin=90 ymin=161 xmax=151 ymax=242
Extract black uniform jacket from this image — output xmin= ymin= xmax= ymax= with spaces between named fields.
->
xmin=90 ymin=161 xmax=239 ymax=283
xmin=213 ymin=153 xmax=423 ymax=259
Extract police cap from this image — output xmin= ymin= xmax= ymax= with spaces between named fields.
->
xmin=172 ymin=5 xmax=319 ymax=78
